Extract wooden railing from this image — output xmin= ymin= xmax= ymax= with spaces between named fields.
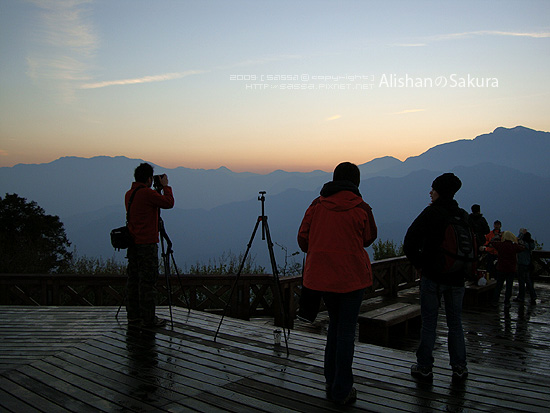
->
xmin=0 ymin=256 xmax=416 ymax=327
xmin=532 ymin=250 xmax=550 ymax=281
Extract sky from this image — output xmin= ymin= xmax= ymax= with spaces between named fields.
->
xmin=1 ymin=0 xmax=549 ymax=174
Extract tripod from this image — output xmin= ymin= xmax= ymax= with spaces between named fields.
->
xmin=116 ymin=214 xmax=191 ymax=327
xmin=214 ymin=191 xmax=290 ymax=356
xmin=158 ymin=215 xmax=191 ymax=328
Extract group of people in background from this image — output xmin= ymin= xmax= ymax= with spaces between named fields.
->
xmin=470 ymin=207 xmax=538 ymax=308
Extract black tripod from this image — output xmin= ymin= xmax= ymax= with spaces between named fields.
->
xmin=158 ymin=215 xmax=191 ymax=328
xmin=214 ymin=191 xmax=290 ymax=356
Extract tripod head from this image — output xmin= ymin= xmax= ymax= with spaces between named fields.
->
xmin=258 ymin=191 xmax=267 ymax=239
xmin=258 ymin=191 xmax=266 ymax=215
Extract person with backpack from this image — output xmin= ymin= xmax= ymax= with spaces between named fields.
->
xmin=403 ymin=173 xmax=473 ymax=383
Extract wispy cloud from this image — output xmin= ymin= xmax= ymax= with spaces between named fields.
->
xmin=431 ymin=30 xmax=550 ymax=41
xmin=391 ymin=43 xmax=427 ymax=47
xmin=0 ymin=149 xmax=8 ymax=157
xmin=393 ymin=109 xmax=425 ymax=115
xmin=81 ymin=70 xmax=205 ymax=89
xmin=325 ymin=115 xmax=342 ymax=121
xmin=27 ymin=0 xmax=98 ymax=103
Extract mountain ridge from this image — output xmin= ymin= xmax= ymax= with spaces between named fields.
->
xmin=2 ymin=125 xmax=549 ymax=268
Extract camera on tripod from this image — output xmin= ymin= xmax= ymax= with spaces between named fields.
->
xmin=153 ymin=174 xmax=165 ymax=192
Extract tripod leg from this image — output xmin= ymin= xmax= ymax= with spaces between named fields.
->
xmin=214 ymin=217 xmax=261 ymax=342
xmin=263 ymin=218 xmax=290 ymax=356
xmin=160 ymin=237 xmax=174 ymax=329
xmin=170 ymin=252 xmax=191 ymax=314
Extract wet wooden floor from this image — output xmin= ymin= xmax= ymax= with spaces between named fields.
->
xmin=0 ymin=283 xmax=549 ymax=412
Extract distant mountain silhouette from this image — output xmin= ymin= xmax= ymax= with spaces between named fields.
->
xmin=2 ymin=126 xmax=549 ymax=268
xmin=369 ymin=126 xmax=550 ymax=178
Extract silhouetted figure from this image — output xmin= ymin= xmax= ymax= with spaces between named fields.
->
xmin=469 ymin=204 xmax=490 ymax=248
xmin=298 ymin=162 xmax=377 ymax=405
xmin=126 ymin=163 xmax=174 ymax=328
xmin=488 ymin=231 xmax=524 ymax=309
xmin=484 ymin=220 xmax=503 ymax=278
xmin=516 ymin=230 xmax=537 ymax=304
xmin=404 ymin=173 xmax=469 ymax=383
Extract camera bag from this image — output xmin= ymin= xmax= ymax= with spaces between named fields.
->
xmin=110 ymin=186 xmax=143 ymax=250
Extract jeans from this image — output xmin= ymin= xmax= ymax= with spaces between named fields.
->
xmin=416 ymin=277 xmax=466 ymax=369
xmin=492 ymin=271 xmax=515 ymax=305
xmin=126 ymin=243 xmax=159 ymax=323
xmin=517 ymin=264 xmax=537 ymax=301
xmin=323 ymin=288 xmax=365 ymax=402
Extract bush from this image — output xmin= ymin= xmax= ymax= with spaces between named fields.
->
xmin=373 ymin=239 xmax=404 ymax=261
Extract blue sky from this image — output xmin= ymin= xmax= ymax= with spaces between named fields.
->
xmin=1 ymin=0 xmax=549 ymax=172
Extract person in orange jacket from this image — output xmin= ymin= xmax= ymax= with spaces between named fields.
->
xmin=298 ymin=162 xmax=377 ymax=405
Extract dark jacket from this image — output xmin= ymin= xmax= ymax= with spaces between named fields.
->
xmin=403 ymin=197 xmax=468 ymax=286
xmin=298 ymin=180 xmax=377 ymax=293
xmin=469 ymin=212 xmax=490 ymax=247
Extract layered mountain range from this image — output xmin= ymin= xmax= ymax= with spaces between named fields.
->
xmin=2 ymin=126 xmax=549 ymax=269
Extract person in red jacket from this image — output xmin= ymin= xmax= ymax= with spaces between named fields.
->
xmin=125 ymin=163 xmax=175 ymax=328
xmin=298 ymin=162 xmax=377 ymax=406
xmin=488 ymin=231 xmax=524 ymax=309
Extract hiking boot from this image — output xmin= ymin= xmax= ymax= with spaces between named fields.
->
xmin=411 ymin=364 xmax=433 ymax=380
xmin=334 ymin=387 xmax=357 ymax=405
xmin=142 ymin=316 xmax=167 ymax=328
xmin=452 ymin=365 xmax=469 ymax=382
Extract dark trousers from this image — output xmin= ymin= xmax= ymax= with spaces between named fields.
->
xmin=126 ymin=243 xmax=159 ymax=323
xmin=416 ymin=277 xmax=466 ymax=368
xmin=517 ymin=264 xmax=537 ymax=301
xmin=323 ymin=288 xmax=364 ymax=402
xmin=492 ymin=270 xmax=515 ymax=305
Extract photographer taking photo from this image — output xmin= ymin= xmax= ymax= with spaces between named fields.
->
xmin=125 ymin=162 xmax=174 ymax=328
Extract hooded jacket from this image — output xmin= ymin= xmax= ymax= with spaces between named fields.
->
xmin=297 ymin=180 xmax=377 ymax=293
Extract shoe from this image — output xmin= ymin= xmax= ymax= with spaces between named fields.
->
xmin=334 ymin=387 xmax=357 ymax=405
xmin=411 ymin=364 xmax=433 ymax=380
xmin=452 ymin=365 xmax=469 ymax=382
xmin=142 ymin=316 xmax=167 ymax=328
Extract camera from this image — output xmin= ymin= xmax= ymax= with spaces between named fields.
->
xmin=153 ymin=174 xmax=165 ymax=192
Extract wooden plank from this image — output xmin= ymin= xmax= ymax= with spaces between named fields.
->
xmin=364 ymin=305 xmax=421 ymax=326
xmin=1 ymin=302 xmax=550 ymax=412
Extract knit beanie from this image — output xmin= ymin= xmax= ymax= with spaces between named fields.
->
xmin=432 ymin=173 xmax=462 ymax=199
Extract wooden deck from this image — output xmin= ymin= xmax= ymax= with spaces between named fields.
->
xmin=1 ymin=284 xmax=549 ymax=412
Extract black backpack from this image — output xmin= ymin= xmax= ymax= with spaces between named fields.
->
xmin=440 ymin=208 xmax=477 ymax=276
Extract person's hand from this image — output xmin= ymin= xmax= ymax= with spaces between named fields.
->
xmin=160 ymin=174 xmax=169 ymax=187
